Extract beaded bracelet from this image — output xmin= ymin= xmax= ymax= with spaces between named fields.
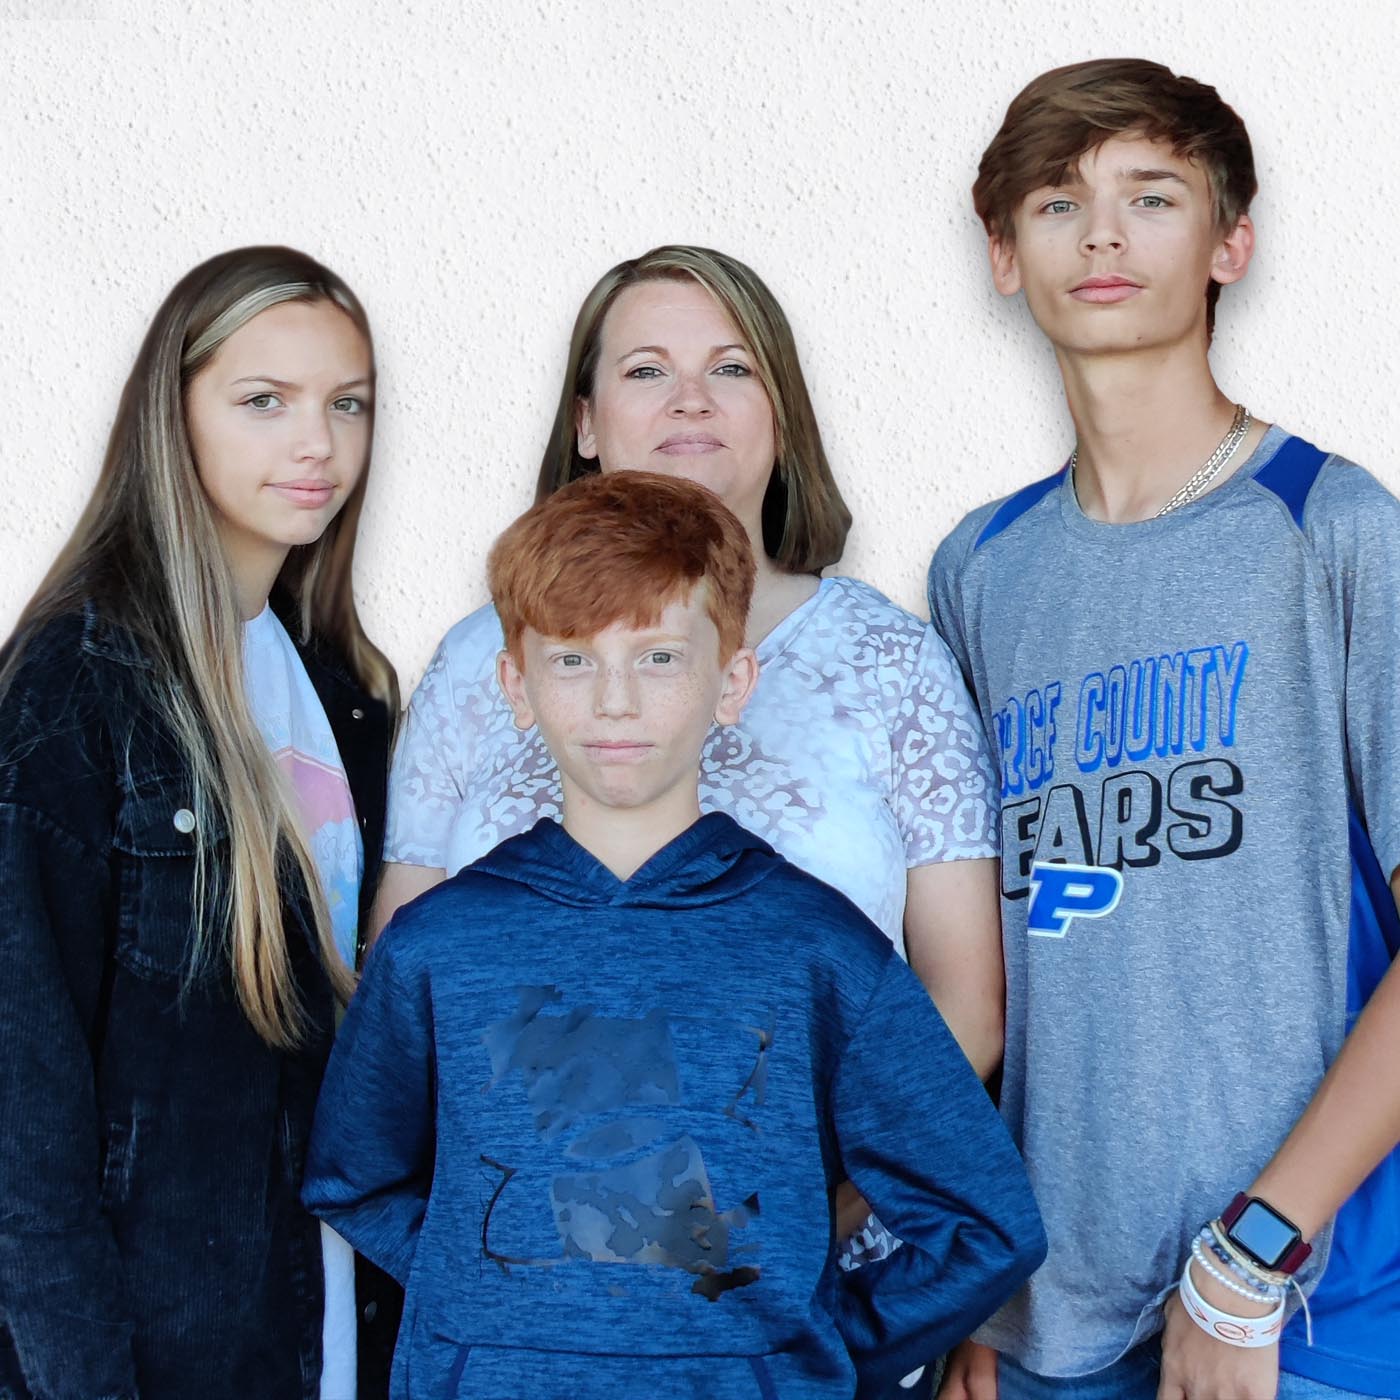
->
xmin=1200 ymin=1217 xmax=1314 ymax=1346
xmin=1196 ymin=1229 xmax=1283 ymax=1298
xmin=1191 ymin=1239 xmax=1282 ymax=1304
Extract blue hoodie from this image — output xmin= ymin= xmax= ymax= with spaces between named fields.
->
xmin=304 ymin=813 xmax=1045 ymax=1398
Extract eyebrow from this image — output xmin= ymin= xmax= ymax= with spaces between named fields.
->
xmin=1045 ymin=166 xmax=1191 ymax=192
xmin=1121 ymin=167 xmax=1190 ymax=185
xmin=229 ymin=375 xmax=373 ymax=391
xmin=614 ymin=343 xmax=749 ymax=364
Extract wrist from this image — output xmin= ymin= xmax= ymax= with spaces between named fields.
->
xmin=1247 ymin=1171 xmax=1324 ymax=1243
xmin=1189 ymin=1257 xmax=1276 ymax=1319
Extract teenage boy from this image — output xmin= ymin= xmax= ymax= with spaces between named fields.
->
xmin=929 ymin=58 xmax=1400 ymax=1400
xmin=304 ymin=471 xmax=1045 ymax=1399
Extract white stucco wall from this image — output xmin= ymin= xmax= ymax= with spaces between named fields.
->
xmin=5 ymin=0 xmax=1398 ymax=690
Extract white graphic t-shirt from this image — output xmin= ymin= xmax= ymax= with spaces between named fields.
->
xmin=243 ymin=606 xmax=361 ymax=1400
xmin=386 ymin=576 xmax=997 ymax=951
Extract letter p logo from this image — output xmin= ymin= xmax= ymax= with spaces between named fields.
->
xmin=1026 ymin=862 xmax=1123 ymax=938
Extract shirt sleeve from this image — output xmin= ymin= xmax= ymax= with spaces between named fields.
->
xmin=1311 ymin=464 xmax=1400 ymax=883
xmin=302 ymin=927 xmax=436 ymax=1285
xmin=829 ymin=952 xmax=1045 ymax=1397
xmin=891 ymin=622 xmax=998 ymax=866
xmin=0 ymin=644 xmax=140 ymax=1397
xmin=383 ymin=637 xmax=470 ymax=869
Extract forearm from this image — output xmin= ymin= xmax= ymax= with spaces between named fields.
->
xmin=904 ymin=857 xmax=1005 ymax=1080
xmin=1249 ymin=942 xmax=1400 ymax=1238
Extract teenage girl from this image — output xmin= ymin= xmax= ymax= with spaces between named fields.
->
xmin=0 ymin=247 xmax=395 ymax=1399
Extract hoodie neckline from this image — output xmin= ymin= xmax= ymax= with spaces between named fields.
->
xmin=477 ymin=811 xmax=777 ymax=908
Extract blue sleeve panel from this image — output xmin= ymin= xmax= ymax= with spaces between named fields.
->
xmin=973 ymin=468 xmax=1067 ymax=552
xmin=1247 ymin=436 xmax=1400 ymax=1395
xmin=1276 ymin=770 xmax=1400 ymax=1398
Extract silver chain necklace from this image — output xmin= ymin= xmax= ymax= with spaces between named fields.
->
xmin=1070 ymin=403 xmax=1253 ymax=518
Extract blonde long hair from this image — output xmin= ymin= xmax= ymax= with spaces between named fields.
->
xmin=6 ymin=246 xmax=397 ymax=1048
xmin=537 ymin=245 xmax=852 ymax=574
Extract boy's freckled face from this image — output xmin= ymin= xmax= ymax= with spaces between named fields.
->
xmin=989 ymin=134 xmax=1251 ymax=355
xmin=497 ymin=588 xmax=756 ymax=815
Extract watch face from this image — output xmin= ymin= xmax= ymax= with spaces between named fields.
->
xmin=1230 ymin=1200 xmax=1300 ymax=1268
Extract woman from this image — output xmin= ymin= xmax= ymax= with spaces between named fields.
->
xmin=379 ymin=246 xmax=1002 ymax=1064
xmin=0 ymin=247 xmax=395 ymax=1399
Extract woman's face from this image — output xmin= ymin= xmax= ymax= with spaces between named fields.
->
xmin=577 ymin=279 xmax=777 ymax=533
xmin=185 ymin=298 xmax=372 ymax=590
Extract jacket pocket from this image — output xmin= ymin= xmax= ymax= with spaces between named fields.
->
xmin=110 ymin=775 xmax=226 ymax=981
xmin=433 ymin=1340 xmax=781 ymax=1400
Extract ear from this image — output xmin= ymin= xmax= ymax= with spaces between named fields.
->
xmin=575 ymin=396 xmax=599 ymax=461
xmin=988 ymin=233 xmax=1023 ymax=297
xmin=496 ymin=649 xmax=535 ymax=731
xmin=1210 ymin=212 xmax=1255 ymax=287
xmin=714 ymin=647 xmax=760 ymax=726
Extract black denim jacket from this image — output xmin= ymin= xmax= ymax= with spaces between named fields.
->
xmin=0 ymin=602 xmax=390 ymax=1400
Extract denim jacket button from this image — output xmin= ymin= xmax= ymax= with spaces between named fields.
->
xmin=172 ymin=808 xmax=196 ymax=834
xmin=350 ymin=707 xmax=365 ymax=721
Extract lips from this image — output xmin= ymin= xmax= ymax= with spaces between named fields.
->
xmin=582 ymin=740 xmax=654 ymax=762
xmin=656 ymin=433 xmax=724 ymax=455
xmin=1070 ymin=276 xmax=1143 ymax=305
xmin=268 ymin=480 xmax=337 ymax=507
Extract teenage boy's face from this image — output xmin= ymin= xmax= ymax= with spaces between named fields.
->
xmin=988 ymin=134 xmax=1254 ymax=356
xmin=496 ymin=587 xmax=759 ymax=818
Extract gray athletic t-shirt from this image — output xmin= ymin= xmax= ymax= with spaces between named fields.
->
xmin=928 ymin=427 xmax=1400 ymax=1377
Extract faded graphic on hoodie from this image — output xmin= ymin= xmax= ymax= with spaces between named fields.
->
xmin=480 ymin=985 xmax=768 ymax=1299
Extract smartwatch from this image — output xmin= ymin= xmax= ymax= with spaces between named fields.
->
xmin=1220 ymin=1192 xmax=1312 ymax=1275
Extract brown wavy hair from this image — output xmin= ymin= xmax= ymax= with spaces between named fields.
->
xmin=536 ymin=245 xmax=851 ymax=574
xmin=973 ymin=59 xmax=1257 ymax=333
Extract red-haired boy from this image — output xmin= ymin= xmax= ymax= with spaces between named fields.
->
xmin=305 ymin=471 xmax=1045 ymax=1398
xmin=930 ymin=57 xmax=1400 ymax=1400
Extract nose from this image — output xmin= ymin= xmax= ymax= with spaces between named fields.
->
xmin=1080 ymin=195 xmax=1126 ymax=255
xmin=595 ymin=664 xmax=640 ymax=719
xmin=294 ymin=406 xmax=334 ymax=463
xmin=665 ymin=368 xmax=716 ymax=418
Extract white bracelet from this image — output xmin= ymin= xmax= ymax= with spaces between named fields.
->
xmin=1179 ymin=1256 xmax=1285 ymax=1349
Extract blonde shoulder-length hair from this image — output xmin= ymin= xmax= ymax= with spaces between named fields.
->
xmin=536 ymin=245 xmax=852 ymax=574
xmin=6 ymin=245 xmax=397 ymax=1049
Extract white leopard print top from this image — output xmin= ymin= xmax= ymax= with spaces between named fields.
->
xmin=385 ymin=577 xmax=997 ymax=953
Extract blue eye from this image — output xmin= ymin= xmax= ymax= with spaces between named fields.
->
xmin=625 ymin=365 xmax=664 ymax=380
xmin=559 ymin=654 xmax=584 ymax=667
xmin=245 ymin=392 xmax=283 ymax=411
xmin=714 ymin=363 xmax=751 ymax=377
xmin=332 ymin=395 xmax=367 ymax=414
xmin=1136 ymin=194 xmax=1171 ymax=209
xmin=649 ymin=651 xmax=676 ymax=664
xmin=1042 ymin=198 xmax=1076 ymax=216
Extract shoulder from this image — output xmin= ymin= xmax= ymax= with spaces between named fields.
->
xmin=1304 ymin=452 xmax=1400 ymax=536
xmin=373 ymin=861 xmax=523 ymax=970
xmin=823 ymin=576 xmax=935 ymax=658
xmin=2 ymin=605 xmax=149 ymax=727
xmin=759 ymin=856 xmax=895 ymax=987
xmin=953 ymin=471 xmax=1065 ymax=559
xmin=1245 ymin=433 xmax=1400 ymax=559
xmin=0 ymin=607 xmax=160 ymax=830
xmin=428 ymin=603 xmax=506 ymax=686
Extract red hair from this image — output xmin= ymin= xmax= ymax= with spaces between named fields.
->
xmin=489 ymin=472 xmax=755 ymax=664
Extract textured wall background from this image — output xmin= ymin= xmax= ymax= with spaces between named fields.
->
xmin=4 ymin=0 xmax=1398 ymax=691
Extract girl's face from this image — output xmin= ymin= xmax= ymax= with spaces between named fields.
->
xmin=185 ymin=298 xmax=372 ymax=600
xmin=576 ymin=279 xmax=777 ymax=533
